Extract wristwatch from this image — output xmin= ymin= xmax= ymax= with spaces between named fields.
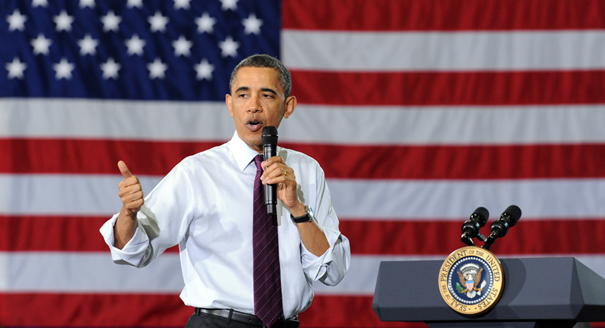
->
xmin=290 ymin=205 xmax=315 ymax=224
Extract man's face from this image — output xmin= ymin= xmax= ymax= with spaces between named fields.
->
xmin=226 ymin=66 xmax=296 ymax=152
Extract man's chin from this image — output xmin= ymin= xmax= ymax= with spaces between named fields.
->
xmin=240 ymin=133 xmax=263 ymax=152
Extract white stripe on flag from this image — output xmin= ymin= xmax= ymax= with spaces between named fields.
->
xmin=0 ymin=252 xmax=183 ymax=293
xmin=0 ymin=98 xmax=231 ymax=141
xmin=282 ymin=30 xmax=605 ymax=71
xmin=330 ymin=178 xmax=605 ymax=219
xmin=3 ymin=99 xmax=605 ymax=145
xmin=280 ymin=104 xmax=605 ymax=145
xmin=3 ymin=252 xmax=605 ymax=296
xmin=1 ymin=174 xmax=604 ymax=219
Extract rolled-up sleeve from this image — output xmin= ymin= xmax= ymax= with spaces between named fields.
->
xmin=300 ymin=166 xmax=351 ymax=286
xmin=99 ymin=211 xmax=154 ymax=267
xmin=99 ymin=164 xmax=195 ymax=268
xmin=301 ymin=223 xmax=350 ymax=285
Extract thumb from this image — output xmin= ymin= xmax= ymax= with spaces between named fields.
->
xmin=118 ymin=160 xmax=133 ymax=178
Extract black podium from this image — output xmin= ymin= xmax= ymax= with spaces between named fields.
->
xmin=372 ymin=257 xmax=605 ymax=328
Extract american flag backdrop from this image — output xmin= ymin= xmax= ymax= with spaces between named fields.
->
xmin=2 ymin=0 xmax=605 ymax=327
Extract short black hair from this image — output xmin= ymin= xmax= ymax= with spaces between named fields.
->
xmin=229 ymin=54 xmax=292 ymax=97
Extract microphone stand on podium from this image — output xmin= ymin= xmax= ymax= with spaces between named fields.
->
xmin=372 ymin=205 xmax=605 ymax=328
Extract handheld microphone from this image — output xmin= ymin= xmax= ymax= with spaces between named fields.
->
xmin=461 ymin=207 xmax=489 ymax=246
xmin=482 ymin=205 xmax=522 ymax=250
xmin=262 ymin=126 xmax=278 ymax=216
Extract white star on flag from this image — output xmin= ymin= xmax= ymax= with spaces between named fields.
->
xmin=125 ymin=34 xmax=145 ymax=55
xmin=31 ymin=34 xmax=52 ymax=55
xmin=7 ymin=9 xmax=27 ymax=31
xmin=79 ymin=0 xmax=95 ymax=8
xmin=242 ymin=13 xmax=263 ymax=35
xmin=173 ymin=36 xmax=192 ymax=57
xmin=195 ymin=59 xmax=214 ymax=80
xmin=5 ymin=57 xmax=27 ymax=79
xmin=53 ymin=58 xmax=75 ymax=80
xmin=147 ymin=58 xmax=167 ymax=79
xmin=196 ymin=12 xmax=215 ymax=33
xmin=219 ymin=36 xmax=239 ymax=57
xmin=220 ymin=0 xmax=238 ymax=11
xmin=78 ymin=34 xmax=98 ymax=55
xmin=174 ymin=0 xmax=191 ymax=10
xmin=148 ymin=12 xmax=168 ymax=32
xmin=127 ymin=0 xmax=142 ymax=8
xmin=101 ymin=58 xmax=121 ymax=79
xmin=31 ymin=0 xmax=48 ymax=7
xmin=102 ymin=11 xmax=121 ymax=32
xmin=54 ymin=10 xmax=74 ymax=32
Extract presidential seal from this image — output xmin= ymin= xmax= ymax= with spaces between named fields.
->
xmin=438 ymin=246 xmax=504 ymax=315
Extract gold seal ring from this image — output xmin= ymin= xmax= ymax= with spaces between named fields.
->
xmin=283 ymin=169 xmax=287 ymax=177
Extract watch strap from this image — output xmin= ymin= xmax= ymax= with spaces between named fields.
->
xmin=290 ymin=205 xmax=314 ymax=223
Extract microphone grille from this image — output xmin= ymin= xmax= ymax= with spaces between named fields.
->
xmin=262 ymin=126 xmax=278 ymax=144
xmin=472 ymin=206 xmax=489 ymax=227
xmin=501 ymin=205 xmax=522 ymax=226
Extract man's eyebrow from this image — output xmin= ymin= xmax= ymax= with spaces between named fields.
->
xmin=234 ymin=86 xmax=278 ymax=95
xmin=234 ymin=86 xmax=250 ymax=93
xmin=260 ymin=88 xmax=278 ymax=95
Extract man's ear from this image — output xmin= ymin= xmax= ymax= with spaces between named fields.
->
xmin=283 ymin=96 xmax=297 ymax=119
xmin=225 ymin=94 xmax=234 ymax=118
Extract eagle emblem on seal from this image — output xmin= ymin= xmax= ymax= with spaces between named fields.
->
xmin=458 ymin=268 xmax=483 ymax=293
xmin=455 ymin=263 xmax=486 ymax=298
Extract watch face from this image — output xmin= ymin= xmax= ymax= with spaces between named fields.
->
xmin=306 ymin=206 xmax=314 ymax=219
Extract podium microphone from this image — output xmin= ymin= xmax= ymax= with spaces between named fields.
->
xmin=482 ymin=205 xmax=522 ymax=250
xmin=461 ymin=207 xmax=489 ymax=246
xmin=262 ymin=126 xmax=278 ymax=216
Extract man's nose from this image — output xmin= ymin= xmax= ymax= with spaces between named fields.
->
xmin=247 ymin=95 xmax=263 ymax=112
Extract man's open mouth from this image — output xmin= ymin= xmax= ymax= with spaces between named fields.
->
xmin=246 ymin=119 xmax=264 ymax=132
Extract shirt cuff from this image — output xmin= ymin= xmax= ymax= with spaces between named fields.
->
xmin=300 ymin=226 xmax=344 ymax=281
xmin=99 ymin=213 xmax=150 ymax=266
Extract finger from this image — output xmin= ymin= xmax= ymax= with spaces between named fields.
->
xmin=260 ymin=162 xmax=280 ymax=181
xmin=124 ymin=199 xmax=144 ymax=213
xmin=118 ymin=174 xmax=140 ymax=185
xmin=263 ymin=164 xmax=293 ymax=184
xmin=118 ymin=183 xmax=142 ymax=197
xmin=121 ymin=191 xmax=144 ymax=211
xmin=121 ymin=191 xmax=144 ymax=205
xmin=118 ymin=160 xmax=134 ymax=179
xmin=262 ymin=156 xmax=284 ymax=169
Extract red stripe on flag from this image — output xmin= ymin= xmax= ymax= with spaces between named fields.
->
xmin=5 ymin=214 xmax=605 ymax=256
xmin=0 ymin=138 xmax=221 ymax=176
xmin=282 ymin=0 xmax=605 ymax=31
xmin=293 ymin=143 xmax=605 ymax=180
xmin=0 ymin=293 xmax=190 ymax=327
xmin=291 ymin=70 xmax=605 ymax=106
xmin=340 ymin=219 xmax=605 ymax=255
xmin=0 ymin=215 xmax=179 ymax=253
xmin=3 ymin=139 xmax=605 ymax=180
xmin=0 ymin=293 xmax=423 ymax=327
xmin=0 ymin=215 xmax=108 ymax=252
xmin=299 ymin=295 xmax=426 ymax=327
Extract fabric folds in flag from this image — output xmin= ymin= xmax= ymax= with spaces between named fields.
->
xmin=2 ymin=0 xmax=605 ymax=327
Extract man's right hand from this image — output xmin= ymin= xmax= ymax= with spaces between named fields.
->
xmin=115 ymin=161 xmax=143 ymax=249
xmin=118 ymin=160 xmax=144 ymax=217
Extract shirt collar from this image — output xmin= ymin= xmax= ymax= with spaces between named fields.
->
xmin=228 ymin=131 xmax=263 ymax=172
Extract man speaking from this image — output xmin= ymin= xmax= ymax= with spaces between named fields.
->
xmin=100 ymin=54 xmax=351 ymax=328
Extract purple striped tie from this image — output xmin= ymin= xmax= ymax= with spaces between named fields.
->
xmin=253 ymin=155 xmax=283 ymax=327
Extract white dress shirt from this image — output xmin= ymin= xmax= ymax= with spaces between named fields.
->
xmin=99 ymin=132 xmax=351 ymax=318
